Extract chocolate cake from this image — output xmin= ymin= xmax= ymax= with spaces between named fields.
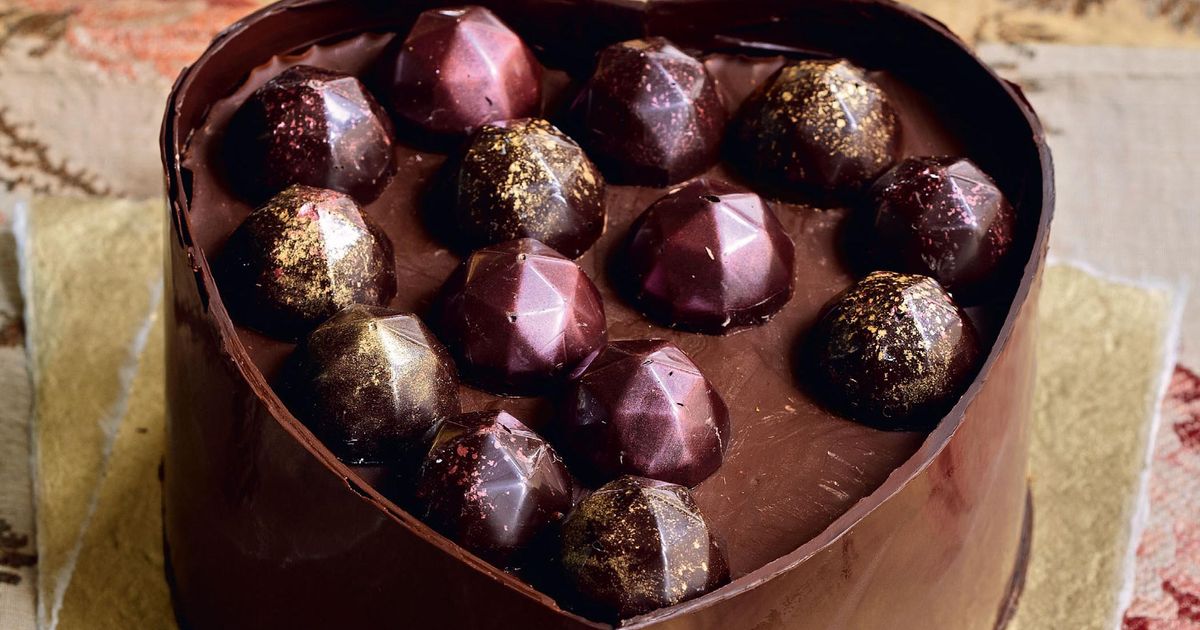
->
xmin=161 ymin=1 xmax=1053 ymax=628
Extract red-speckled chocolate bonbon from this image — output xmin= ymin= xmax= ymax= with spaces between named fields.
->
xmin=416 ymin=410 xmax=572 ymax=568
xmin=869 ymin=156 xmax=1016 ymax=299
xmin=569 ymin=37 xmax=725 ymax=186
xmin=226 ymin=65 xmax=396 ymax=203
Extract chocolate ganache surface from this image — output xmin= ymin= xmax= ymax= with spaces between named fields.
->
xmin=180 ymin=29 xmax=1005 ymax=579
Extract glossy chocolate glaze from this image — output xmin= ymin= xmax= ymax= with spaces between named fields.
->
xmin=163 ymin=1 xmax=1052 ymax=628
xmin=416 ymin=410 xmax=573 ymax=569
xmin=561 ymin=340 xmax=731 ymax=488
xmin=869 ymin=156 xmax=1017 ymax=299
xmin=182 ymin=33 xmax=972 ymax=575
xmin=436 ymin=238 xmax=608 ymax=395
xmin=568 ymin=37 xmax=726 ymax=186
xmin=622 ymin=178 xmax=796 ymax=333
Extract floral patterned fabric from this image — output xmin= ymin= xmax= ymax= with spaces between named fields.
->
xmin=1124 ymin=367 xmax=1200 ymax=630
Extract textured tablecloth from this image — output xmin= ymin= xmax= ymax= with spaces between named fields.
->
xmin=2 ymin=1 xmax=1199 ymax=629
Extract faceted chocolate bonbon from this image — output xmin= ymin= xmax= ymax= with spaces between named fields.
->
xmin=416 ymin=410 xmax=572 ymax=568
xmin=436 ymin=238 xmax=607 ymax=395
xmin=730 ymin=59 xmax=899 ymax=199
xmin=381 ymin=6 xmax=542 ymax=139
xmin=452 ymin=118 xmax=605 ymax=258
xmin=291 ymin=306 xmax=460 ymax=464
xmin=623 ymin=179 xmax=795 ymax=333
xmin=218 ymin=185 xmax=396 ymax=340
xmin=569 ymin=37 xmax=725 ymax=186
xmin=560 ymin=340 xmax=730 ymax=487
xmin=869 ymin=156 xmax=1016 ymax=298
xmin=809 ymin=271 xmax=981 ymax=429
xmin=560 ymin=475 xmax=729 ymax=619
xmin=226 ymin=65 xmax=396 ymax=203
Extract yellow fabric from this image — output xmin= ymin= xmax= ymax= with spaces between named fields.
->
xmin=1011 ymin=266 xmax=1178 ymax=630
xmin=23 ymin=198 xmax=168 ymax=629
xmin=906 ymin=0 xmax=1200 ymax=49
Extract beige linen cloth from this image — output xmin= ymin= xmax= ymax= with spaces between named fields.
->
xmin=3 ymin=1 xmax=1200 ymax=629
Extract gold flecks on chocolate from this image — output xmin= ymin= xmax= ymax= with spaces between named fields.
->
xmin=453 ymin=118 xmax=606 ymax=258
xmin=810 ymin=271 xmax=981 ymax=429
xmin=732 ymin=59 xmax=899 ymax=197
xmin=219 ymin=185 xmax=396 ymax=339
xmin=295 ymin=305 xmax=460 ymax=464
xmin=560 ymin=476 xmax=728 ymax=619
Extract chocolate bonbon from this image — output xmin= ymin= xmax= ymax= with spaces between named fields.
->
xmin=416 ymin=410 xmax=572 ymax=567
xmin=869 ymin=156 xmax=1016 ymax=298
xmin=730 ymin=59 xmax=899 ymax=199
xmin=809 ymin=271 xmax=981 ymax=429
xmin=217 ymin=185 xmax=396 ymax=340
xmin=560 ymin=340 xmax=730 ymax=487
xmin=381 ymin=6 xmax=541 ymax=139
xmin=292 ymin=306 xmax=460 ymax=464
xmin=451 ymin=118 xmax=606 ymax=258
xmin=622 ymin=179 xmax=795 ymax=333
xmin=561 ymin=475 xmax=729 ymax=619
xmin=435 ymin=238 xmax=607 ymax=395
xmin=569 ymin=37 xmax=725 ymax=186
xmin=226 ymin=65 xmax=395 ymax=202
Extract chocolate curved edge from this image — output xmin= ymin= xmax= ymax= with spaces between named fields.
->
xmin=994 ymin=488 xmax=1034 ymax=630
xmin=159 ymin=0 xmax=1054 ymax=625
xmin=624 ymin=0 xmax=1054 ymax=622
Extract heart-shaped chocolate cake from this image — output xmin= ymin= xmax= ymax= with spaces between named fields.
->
xmin=161 ymin=1 xmax=1053 ymax=628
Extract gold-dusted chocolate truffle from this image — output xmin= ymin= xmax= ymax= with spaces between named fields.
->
xmin=292 ymin=305 xmax=460 ymax=465
xmin=561 ymin=475 xmax=729 ymax=620
xmin=809 ymin=271 xmax=980 ymax=429
xmin=218 ymin=185 xmax=396 ymax=340
xmin=730 ymin=59 xmax=899 ymax=199
xmin=451 ymin=118 xmax=606 ymax=258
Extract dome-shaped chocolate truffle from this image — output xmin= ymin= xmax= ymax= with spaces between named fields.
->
xmin=569 ymin=37 xmax=725 ymax=186
xmin=218 ymin=185 xmax=396 ymax=339
xmin=809 ymin=271 xmax=981 ymax=429
xmin=560 ymin=340 xmax=730 ymax=487
xmin=623 ymin=179 xmax=795 ymax=333
xmin=436 ymin=239 xmax=607 ymax=395
xmin=452 ymin=118 xmax=606 ymax=258
xmin=292 ymin=306 xmax=460 ymax=464
xmin=869 ymin=156 xmax=1016 ymax=299
xmin=416 ymin=410 xmax=572 ymax=568
xmin=227 ymin=65 xmax=396 ymax=203
xmin=561 ymin=475 xmax=729 ymax=619
xmin=730 ymin=59 xmax=899 ymax=199
xmin=381 ymin=6 xmax=542 ymax=139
